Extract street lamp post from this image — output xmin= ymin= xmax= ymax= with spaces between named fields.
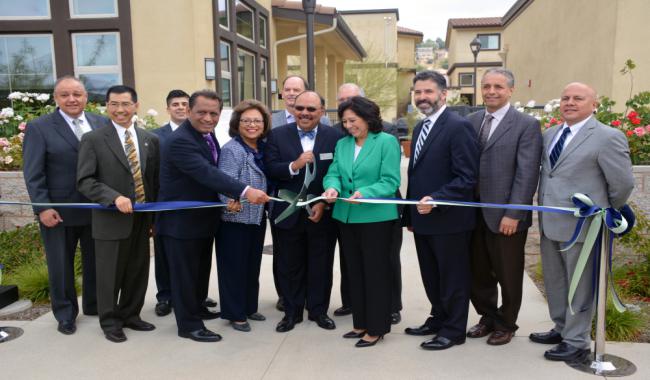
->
xmin=302 ymin=0 xmax=316 ymax=90
xmin=470 ymin=37 xmax=482 ymax=106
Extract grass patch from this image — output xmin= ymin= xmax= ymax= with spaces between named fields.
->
xmin=4 ymin=260 xmax=50 ymax=303
xmin=0 ymin=223 xmax=44 ymax=274
xmin=592 ymin=300 xmax=644 ymax=342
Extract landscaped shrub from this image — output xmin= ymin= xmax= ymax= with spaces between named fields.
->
xmin=4 ymin=260 xmax=50 ymax=303
xmin=0 ymin=223 xmax=44 ymax=274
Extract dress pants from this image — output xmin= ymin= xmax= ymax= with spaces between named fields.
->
xmin=163 ymin=235 xmax=213 ymax=333
xmin=339 ymin=218 xmax=403 ymax=312
xmin=275 ymin=210 xmax=337 ymax=319
xmin=94 ymin=213 xmax=150 ymax=332
xmin=470 ymin=214 xmax=527 ymax=332
xmin=540 ymin=236 xmax=595 ymax=350
xmin=153 ymin=233 xmax=171 ymax=303
xmin=339 ymin=221 xmax=393 ymax=336
xmin=216 ymin=220 xmax=266 ymax=321
xmin=40 ymin=223 xmax=97 ymax=322
xmin=270 ymin=222 xmax=283 ymax=300
xmin=414 ymin=231 xmax=472 ymax=341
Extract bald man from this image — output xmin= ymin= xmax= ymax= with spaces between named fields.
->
xmin=531 ymin=83 xmax=634 ymax=361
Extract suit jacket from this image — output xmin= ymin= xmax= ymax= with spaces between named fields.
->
xmin=152 ymin=123 xmax=173 ymax=144
xmin=323 ymin=132 xmax=400 ymax=223
xmin=264 ymin=122 xmax=344 ymax=229
xmin=23 ymin=109 xmax=109 ymax=226
xmin=467 ymin=106 xmax=542 ymax=233
xmin=271 ymin=110 xmax=331 ymax=128
xmin=155 ymin=120 xmax=247 ymax=239
xmin=404 ymin=108 xmax=479 ymax=235
xmin=218 ymin=138 xmax=267 ymax=225
xmin=77 ymin=121 xmax=160 ymax=240
xmin=538 ymin=116 xmax=634 ymax=242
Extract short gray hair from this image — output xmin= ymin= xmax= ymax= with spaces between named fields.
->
xmin=53 ymin=75 xmax=86 ymax=93
xmin=483 ymin=68 xmax=515 ymax=88
xmin=337 ymin=83 xmax=365 ymax=97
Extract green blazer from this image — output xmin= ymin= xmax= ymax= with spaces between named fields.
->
xmin=323 ymin=131 xmax=401 ymax=224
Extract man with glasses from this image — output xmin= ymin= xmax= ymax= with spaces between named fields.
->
xmin=265 ymin=91 xmax=343 ymax=333
xmin=77 ymin=85 xmax=160 ymax=343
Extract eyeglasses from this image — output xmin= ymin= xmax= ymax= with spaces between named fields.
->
xmin=107 ymin=102 xmax=135 ymax=108
xmin=240 ymin=119 xmax=264 ymax=125
xmin=294 ymin=105 xmax=320 ymax=112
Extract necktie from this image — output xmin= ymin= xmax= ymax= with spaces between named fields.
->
xmin=124 ymin=129 xmax=146 ymax=203
xmin=549 ymin=127 xmax=571 ymax=168
xmin=478 ymin=114 xmax=494 ymax=150
xmin=299 ymin=130 xmax=316 ymax=140
xmin=413 ymin=119 xmax=433 ymax=162
xmin=203 ymin=134 xmax=218 ymax=163
xmin=72 ymin=118 xmax=84 ymax=141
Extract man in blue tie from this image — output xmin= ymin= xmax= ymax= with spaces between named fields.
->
xmin=532 ymin=82 xmax=635 ymax=361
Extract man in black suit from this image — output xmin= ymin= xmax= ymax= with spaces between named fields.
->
xmin=265 ymin=91 xmax=343 ymax=333
xmin=156 ymin=90 xmax=269 ymax=342
xmin=330 ymin=83 xmax=403 ymax=325
xmin=151 ymin=89 xmax=190 ymax=317
xmin=77 ymin=85 xmax=160 ymax=343
xmin=403 ymin=71 xmax=479 ymax=350
xmin=22 ymin=76 xmax=107 ymax=335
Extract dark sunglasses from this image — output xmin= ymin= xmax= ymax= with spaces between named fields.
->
xmin=294 ymin=105 xmax=319 ymax=112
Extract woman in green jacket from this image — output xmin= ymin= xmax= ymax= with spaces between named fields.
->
xmin=323 ymin=96 xmax=401 ymax=347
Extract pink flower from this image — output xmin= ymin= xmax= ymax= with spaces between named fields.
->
xmin=634 ymin=127 xmax=646 ymax=137
xmin=18 ymin=122 xmax=26 ymax=131
xmin=645 ymin=125 xmax=650 ymax=133
xmin=0 ymin=138 xmax=9 ymax=147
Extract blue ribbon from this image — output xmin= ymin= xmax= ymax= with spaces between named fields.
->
xmin=0 ymin=200 xmax=227 ymax=212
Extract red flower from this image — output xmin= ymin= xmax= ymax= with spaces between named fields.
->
xmin=612 ymin=120 xmax=622 ymax=127
xmin=626 ymin=130 xmax=634 ymax=137
xmin=550 ymin=117 xmax=557 ymax=124
xmin=630 ymin=117 xmax=642 ymax=125
xmin=627 ymin=111 xmax=638 ymax=119
xmin=555 ymin=118 xmax=563 ymax=125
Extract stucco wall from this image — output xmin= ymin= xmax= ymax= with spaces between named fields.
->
xmin=341 ymin=13 xmax=397 ymax=62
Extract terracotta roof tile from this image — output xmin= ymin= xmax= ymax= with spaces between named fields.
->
xmin=448 ymin=17 xmax=502 ymax=28
xmin=397 ymin=25 xmax=423 ymax=36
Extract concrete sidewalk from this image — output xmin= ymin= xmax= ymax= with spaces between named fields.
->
xmin=1 ymin=226 xmax=648 ymax=380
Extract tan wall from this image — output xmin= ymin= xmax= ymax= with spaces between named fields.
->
xmin=397 ymin=71 xmax=414 ymax=118
xmin=397 ymin=35 xmax=418 ymax=68
xmin=131 ymin=0 xmax=216 ymax=124
xmin=503 ymin=0 xmax=618 ymax=106
xmin=447 ymin=27 xmax=503 ymax=66
xmin=341 ymin=13 xmax=397 ymax=62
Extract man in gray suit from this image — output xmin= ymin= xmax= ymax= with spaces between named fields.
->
xmin=271 ymin=75 xmax=330 ymax=129
xmin=530 ymin=82 xmax=634 ymax=361
xmin=23 ymin=76 xmax=107 ymax=335
xmin=77 ymin=85 xmax=160 ymax=343
xmin=465 ymin=68 xmax=542 ymax=345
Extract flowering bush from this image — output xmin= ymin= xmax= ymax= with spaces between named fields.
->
xmin=0 ymin=133 xmax=25 ymax=170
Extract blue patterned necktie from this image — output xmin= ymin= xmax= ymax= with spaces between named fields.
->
xmin=299 ymin=129 xmax=316 ymax=140
xmin=414 ymin=119 xmax=433 ymax=162
xmin=549 ymin=127 xmax=571 ymax=168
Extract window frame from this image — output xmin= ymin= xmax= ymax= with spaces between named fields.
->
xmin=0 ymin=33 xmax=57 ymax=93
xmin=476 ymin=33 xmax=500 ymax=51
xmin=0 ymin=0 xmax=51 ymax=20
xmin=69 ymin=0 xmax=119 ymax=19
xmin=237 ymin=47 xmax=256 ymax=102
xmin=458 ymin=72 xmax=474 ymax=87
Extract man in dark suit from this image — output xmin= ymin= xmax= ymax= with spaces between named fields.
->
xmin=265 ymin=90 xmax=343 ymax=332
xmin=151 ymin=89 xmax=190 ymax=317
xmin=330 ymin=83 xmax=403 ymax=325
xmin=77 ymin=85 xmax=160 ymax=343
xmin=403 ymin=71 xmax=479 ymax=350
xmin=465 ymin=68 xmax=542 ymax=345
xmin=22 ymin=76 xmax=107 ymax=335
xmin=156 ymin=90 xmax=269 ymax=342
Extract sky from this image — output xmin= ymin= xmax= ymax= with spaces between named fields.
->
xmin=318 ymin=0 xmax=518 ymax=41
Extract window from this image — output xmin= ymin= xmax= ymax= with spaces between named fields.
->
xmin=259 ymin=16 xmax=267 ymax=48
xmin=0 ymin=0 xmax=49 ymax=19
xmin=72 ymin=32 xmax=122 ymax=101
xmin=220 ymin=41 xmax=232 ymax=107
xmin=260 ymin=57 xmax=268 ymax=105
xmin=218 ymin=0 xmax=229 ymax=29
xmin=477 ymin=34 xmax=500 ymax=50
xmin=70 ymin=0 xmax=118 ymax=18
xmin=237 ymin=49 xmax=255 ymax=101
xmin=459 ymin=73 xmax=474 ymax=87
xmin=235 ymin=1 xmax=254 ymax=41
xmin=0 ymin=35 xmax=56 ymax=94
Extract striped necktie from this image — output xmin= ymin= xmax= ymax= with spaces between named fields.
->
xmin=414 ymin=119 xmax=433 ymax=162
xmin=72 ymin=118 xmax=84 ymax=141
xmin=124 ymin=129 xmax=146 ymax=203
xmin=549 ymin=127 xmax=571 ymax=168
xmin=478 ymin=114 xmax=494 ymax=151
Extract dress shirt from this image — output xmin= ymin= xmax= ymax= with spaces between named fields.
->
xmin=354 ymin=143 xmax=362 ymax=161
xmin=285 ymin=110 xmax=296 ymax=124
xmin=59 ymin=109 xmax=92 ymax=136
xmin=547 ymin=115 xmax=591 ymax=155
xmin=289 ymin=126 xmax=319 ymax=175
xmin=112 ymin=121 xmax=141 ymax=164
xmin=483 ymin=103 xmax=510 ymax=139
xmin=169 ymin=120 xmax=181 ymax=131
xmin=424 ymin=104 xmax=447 ymax=130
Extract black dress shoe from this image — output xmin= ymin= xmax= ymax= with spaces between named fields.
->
xmin=247 ymin=312 xmax=266 ymax=321
xmin=276 ymin=316 xmax=298 ymax=333
xmin=405 ymin=323 xmax=439 ymax=336
xmin=231 ymin=321 xmax=251 ymax=332
xmin=104 ymin=329 xmax=127 ymax=343
xmin=355 ymin=335 xmax=383 ymax=348
xmin=125 ymin=319 xmax=156 ymax=331
xmin=421 ymin=336 xmax=465 ymax=350
xmin=198 ymin=310 xmax=221 ymax=320
xmin=529 ymin=330 xmax=563 ymax=344
xmin=309 ymin=314 xmax=336 ymax=330
xmin=179 ymin=328 xmax=222 ymax=342
xmin=83 ymin=310 xmax=98 ymax=316
xmin=155 ymin=301 xmax=172 ymax=316
xmin=544 ymin=342 xmax=590 ymax=362
xmin=333 ymin=306 xmax=352 ymax=316
xmin=203 ymin=298 xmax=218 ymax=308
xmin=57 ymin=321 xmax=76 ymax=335
xmin=343 ymin=330 xmax=365 ymax=339
xmin=276 ymin=298 xmax=285 ymax=312
xmin=390 ymin=312 xmax=401 ymax=325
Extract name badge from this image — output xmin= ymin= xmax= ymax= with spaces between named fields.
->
xmin=320 ymin=152 xmax=333 ymax=160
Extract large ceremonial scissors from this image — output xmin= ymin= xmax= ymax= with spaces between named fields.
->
xmin=273 ymin=160 xmax=317 ymax=224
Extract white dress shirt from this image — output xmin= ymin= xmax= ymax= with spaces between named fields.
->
xmin=59 ymin=109 xmax=92 ymax=136
xmin=483 ymin=103 xmax=510 ymax=139
xmin=112 ymin=121 xmax=141 ymax=164
xmin=169 ymin=120 xmax=181 ymax=131
xmin=285 ymin=110 xmax=296 ymax=124
xmin=547 ymin=115 xmax=592 ymax=155
xmin=424 ymin=104 xmax=447 ymax=129
xmin=289 ymin=126 xmax=318 ymax=175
